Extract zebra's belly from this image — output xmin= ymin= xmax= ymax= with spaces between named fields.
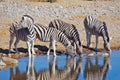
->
xmin=38 ymin=37 xmax=51 ymax=42
xmin=18 ymin=36 xmax=35 ymax=42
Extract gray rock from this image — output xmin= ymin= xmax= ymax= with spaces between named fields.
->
xmin=2 ymin=57 xmax=18 ymax=64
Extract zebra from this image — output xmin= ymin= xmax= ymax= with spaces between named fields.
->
xmin=9 ymin=15 xmax=36 ymax=56
xmin=48 ymin=19 xmax=82 ymax=56
xmin=34 ymin=24 xmax=73 ymax=57
xmin=83 ymin=15 xmax=111 ymax=52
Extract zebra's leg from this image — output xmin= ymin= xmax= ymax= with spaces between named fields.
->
xmin=9 ymin=35 xmax=14 ymax=53
xmin=14 ymin=39 xmax=19 ymax=53
xmin=47 ymin=41 xmax=52 ymax=56
xmin=95 ymin=35 xmax=99 ymax=51
xmin=86 ymin=32 xmax=91 ymax=48
xmin=27 ymin=41 xmax=32 ymax=57
xmin=74 ymin=42 xmax=77 ymax=55
xmin=52 ymin=40 xmax=56 ymax=57
xmin=31 ymin=40 xmax=36 ymax=55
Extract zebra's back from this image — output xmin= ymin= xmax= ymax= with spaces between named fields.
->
xmin=49 ymin=19 xmax=75 ymax=36
xmin=34 ymin=23 xmax=71 ymax=47
xmin=11 ymin=25 xmax=36 ymax=41
xmin=84 ymin=16 xmax=106 ymax=36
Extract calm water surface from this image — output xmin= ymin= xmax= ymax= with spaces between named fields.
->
xmin=0 ymin=50 xmax=120 ymax=80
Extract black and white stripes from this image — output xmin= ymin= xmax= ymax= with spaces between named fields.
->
xmin=84 ymin=15 xmax=111 ymax=52
xmin=9 ymin=15 xmax=36 ymax=56
xmin=48 ymin=19 xmax=82 ymax=55
xmin=34 ymin=24 xmax=73 ymax=56
xmin=9 ymin=14 xmax=111 ymax=56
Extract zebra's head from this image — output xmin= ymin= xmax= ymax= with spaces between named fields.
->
xmin=19 ymin=15 xmax=34 ymax=28
xmin=104 ymin=42 xmax=111 ymax=53
xmin=65 ymin=41 xmax=75 ymax=55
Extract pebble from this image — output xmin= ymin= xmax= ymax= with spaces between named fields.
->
xmin=2 ymin=57 xmax=18 ymax=64
xmin=0 ymin=61 xmax=6 ymax=66
xmin=88 ymin=53 xmax=94 ymax=57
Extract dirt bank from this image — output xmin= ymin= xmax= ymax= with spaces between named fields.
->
xmin=0 ymin=1 xmax=120 ymax=55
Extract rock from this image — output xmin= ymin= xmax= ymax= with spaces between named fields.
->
xmin=2 ymin=54 xmax=7 ymax=57
xmin=12 ymin=54 xmax=22 ymax=59
xmin=0 ymin=61 xmax=6 ymax=66
xmin=0 ymin=66 xmax=5 ymax=71
xmin=5 ymin=63 xmax=18 ymax=68
xmin=2 ymin=57 xmax=18 ymax=64
xmin=19 ymin=52 xmax=25 ymax=56
xmin=8 ymin=54 xmax=12 ymax=57
xmin=35 ymin=50 xmax=43 ymax=55
xmin=88 ymin=53 xmax=94 ymax=57
xmin=96 ymin=53 xmax=103 ymax=56
xmin=103 ymin=53 xmax=110 ymax=57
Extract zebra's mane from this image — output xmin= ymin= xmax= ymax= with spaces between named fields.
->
xmin=103 ymin=22 xmax=110 ymax=42
xmin=22 ymin=15 xmax=34 ymax=23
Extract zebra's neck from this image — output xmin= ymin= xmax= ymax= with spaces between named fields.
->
xmin=58 ymin=32 xmax=71 ymax=47
xmin=28 ymin=25 xmax=36 ymax=36
xmin=102 ymin=30 xmax=109 ymax=44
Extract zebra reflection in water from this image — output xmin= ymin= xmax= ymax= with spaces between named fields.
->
xmin=37 ymin=56 xmax=82 ymax=80
xmin=84 ymin=56 xmax=110 ymax=80
xmin=9 ymin=55 xmax=82 ymax=80
xmin=27 ymin=55 xmax=36 ymax=80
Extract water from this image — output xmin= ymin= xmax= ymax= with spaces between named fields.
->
xmin=0 ymin=50 xmax=120 ymax=80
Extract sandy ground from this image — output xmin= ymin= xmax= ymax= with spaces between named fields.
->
xmin=0 ymin=1 xmax=120 ymax=57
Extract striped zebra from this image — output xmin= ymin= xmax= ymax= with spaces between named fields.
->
xmin=48 ymin=19 xmax=82 ymax=55
xmin=9 ymin=15 xmax=36 ymax=56
xmin=84 ymin=15 xmax=111 ymax=52
xmin=37 ymin=56 xmax=76 ymax=80
xmin=34 ymin=24 xmax=73 ymax=57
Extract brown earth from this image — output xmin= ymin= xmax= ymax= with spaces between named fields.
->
xmin=0 ymin=1 xmax=120 ymax=58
